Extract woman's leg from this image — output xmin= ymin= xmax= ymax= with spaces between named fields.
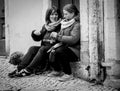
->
xmin=17 ymin=46 xmax=40 ymax=71
xmin=61 ymin=47 xmax=78 ymax=75
xmin=8 ymin=46 xmax=40 ymax=78
xmin=52 ymin=46 xmax=78 ymax=75
xmin=51 ymin=46 xmax=78 ymax=81
xmin=49 ymin=47 xmax=63 ymax=72
xmin=25 ymin=45 xmax=51 ymax=73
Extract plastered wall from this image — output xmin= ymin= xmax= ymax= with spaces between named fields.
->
xmin=5 ymin=0 xmax=51 ymax=55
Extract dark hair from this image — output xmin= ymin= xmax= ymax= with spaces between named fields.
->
xmin=63 ymin=4 xmax=79 ymax=16
xmin=45 ymin=6 xmax=62 ymax=24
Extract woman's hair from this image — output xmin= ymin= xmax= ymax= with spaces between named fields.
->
xmin=63 ymin=4 xmax=79 ymax=16
xmin=45 ymin=6 xmax=62 ymax=24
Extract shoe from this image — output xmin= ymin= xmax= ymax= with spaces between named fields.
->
xmin=58 ymin=74 xmax=73 ymax=82
xmin=47 ymin=71 xmax=63 ymax=77
xmin=8 ymin=69 xmax=19 ymax=78
xmin=35 ymin=70 xmax=44 ymax=75
xmin=34 ymin=68 xmax=46 ymax=75
xmin=15 ymin=69 xmax=32 ymax=77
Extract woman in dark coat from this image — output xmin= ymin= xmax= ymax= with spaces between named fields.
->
xmin=48 ymin=4 xmax=80 ymax=81
xmin=8 ymin=6 xmax=62 ymax=78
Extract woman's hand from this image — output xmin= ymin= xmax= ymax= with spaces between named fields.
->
xmin=50 ymin=32 xmax=58 ymax=39
xmin=34 ymin=30 xmax=41 ymax=35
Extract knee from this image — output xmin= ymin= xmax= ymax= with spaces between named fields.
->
xmin=38 ymin=47 xmax=46 ymax=54
xmin=29 ymin=46 xmax=36 ymax=50
xmin=28 ymin=46 xmax=36 ymax=52
xmin=55 ymin=48 xmax=63 ymax=54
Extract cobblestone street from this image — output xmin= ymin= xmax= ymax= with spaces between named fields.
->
xmin=0 ymin=57 xmax=118 ymax=91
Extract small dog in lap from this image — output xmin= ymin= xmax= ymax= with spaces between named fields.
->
xmin=9 ymin=51 xmax=24 ymax=65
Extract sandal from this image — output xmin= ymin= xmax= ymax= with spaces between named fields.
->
xmin=15 ymin=69 xmax=32 ymax=77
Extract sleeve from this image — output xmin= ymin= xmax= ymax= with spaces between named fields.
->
xmin=57 ymin=23 xmax=80 ymax=45
xmin=31 ymin=25 xmax=46 ymax=41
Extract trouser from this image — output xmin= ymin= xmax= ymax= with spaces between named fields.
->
xmin=49 ymin=46 xmax=78 ymax=75
xmin=17 ymin=45 xmax=51 ymax=72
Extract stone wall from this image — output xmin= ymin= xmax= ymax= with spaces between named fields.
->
xmin=76 ymin=0 xmax=104 ymax=81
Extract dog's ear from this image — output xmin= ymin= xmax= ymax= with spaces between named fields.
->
xmin=9 ymin=51 xmax=24 ymax=65
xmin=9 ymin=59 xmax=18 ymax=65
xmin=9 ymin=58 xmax=22 ymax=65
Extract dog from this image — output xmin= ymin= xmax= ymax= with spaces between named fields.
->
xmin=9 ymin=51 xmax=24 ymax=65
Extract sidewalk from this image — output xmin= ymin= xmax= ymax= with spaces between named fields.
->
xmin=0 ymin=57 xmax=117 ymax=91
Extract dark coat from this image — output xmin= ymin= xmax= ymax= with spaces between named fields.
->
xmin=31 ymin=24 xmax=61 ymax=45
xmin=57 ymin=21 xmax=80 ymax=58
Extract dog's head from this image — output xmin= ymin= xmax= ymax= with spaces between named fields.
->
xmin=9 ymin=51 xmax=24 ymax=65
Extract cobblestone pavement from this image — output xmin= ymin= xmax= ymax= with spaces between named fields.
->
xmin=0 ymin=58 xmax=118 ymax=91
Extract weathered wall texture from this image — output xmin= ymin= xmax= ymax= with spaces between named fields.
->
xmin=104 ymin=0 xmax=120 ymax=61
xmin=79 ymin=0 xmax=89 ymax=79
xmin=75 ymin=0 xmax=104 ymax=80
xmin=103 ymin=0 xmax=120 ymax=88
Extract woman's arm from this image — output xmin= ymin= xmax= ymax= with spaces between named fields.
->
xmin=31 ymin=25 xmax=46 ymax=41
xmin=57 ymin=23 xmax=80 ymax=45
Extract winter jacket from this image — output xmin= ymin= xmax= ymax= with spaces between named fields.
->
xmin=57 ymin=21 xmax=80 ymax=58
xmin=31 ymin=24 xmax=61 ymax=46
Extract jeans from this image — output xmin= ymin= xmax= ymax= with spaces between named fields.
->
xmin=17 ymin=45 xmax=51 ymax=72
xmin=49 ymin=46 xmax=78 ymax=75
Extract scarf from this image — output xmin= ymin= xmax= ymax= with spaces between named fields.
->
xmin=45 ymin=19 xmax=61 ymax=31
xmin=61 ymin=18 xmax=75 ymax=29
